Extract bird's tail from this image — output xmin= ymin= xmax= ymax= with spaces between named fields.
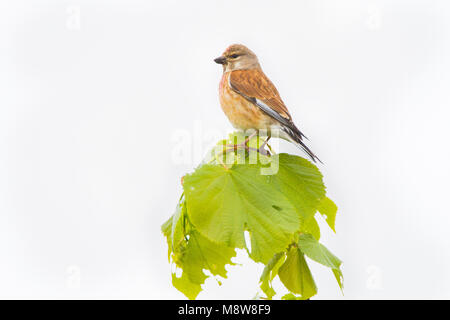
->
xmin=281 ymin=125 xmax=322 ymax=164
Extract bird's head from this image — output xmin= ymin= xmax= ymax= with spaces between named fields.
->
xmin=214 ymin=44 xmax=260 ymax=72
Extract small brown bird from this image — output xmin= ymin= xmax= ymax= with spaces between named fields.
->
xmin=214 ymin=44 xmax=321 ymax=163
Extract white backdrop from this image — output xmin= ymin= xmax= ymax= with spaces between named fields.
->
xmin=1 ymin=0 xmax=450 ymax=299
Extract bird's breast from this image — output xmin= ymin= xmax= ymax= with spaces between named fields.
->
xmin=218 ymin=72 xmax=272 ymax=130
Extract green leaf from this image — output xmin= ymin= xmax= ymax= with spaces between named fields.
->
xmin=260 ymin=278 xmax=276 ymax=300
xmin=163 ymin=197 xmax=237 ymax=299
xmin=298 ymin=233 xmax=343 ymax=291
xmin=172 ymin=272 xmax=202 ymax=300
xmin=278 ymin=247 xmax=317 ymax=299
xmin=162 ymin=132 xmax=341 ymax=299
xmin=281 ymin=293 xmax=309 ymax=300
xmin=332 ymin=269 xmax=344 ymax=292
xmin=161 ymin=217 xmax=172 ymax=244
xmin=161 ymin=216 xmax=174 ymax=260
xmin=184 ymin=230 xmax=236 ymax=280
xmin=259 ymin=252 xmax=285 ymax=299
xmin=183 ymin=153 xmax=325 ymax=263
xmin=317 ymin=197 xmax=337 ymax=232
xmin=272 ymin=154 xmax=326 ymax=222
xmin=302 ymin=216 xmax=320 ymax=240
xmin=172 ymin=230 xmax=236 ymax=299
xmin=161 ymin=197 xmax=186 ymax=260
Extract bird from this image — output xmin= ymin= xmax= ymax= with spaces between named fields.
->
xmin=214 ymin=44 xmax=321 ymax=163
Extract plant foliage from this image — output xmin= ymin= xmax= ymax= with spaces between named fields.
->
xmin=161 ymin=132 xmax=342 ymax=299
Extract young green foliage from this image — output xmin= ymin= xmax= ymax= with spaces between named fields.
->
xmin=259 ymin=252 xmax=285 ymax=299
xmin=162 ymin=197 xmax=237 ymax=300
xmin=183 ymin=153 xmax=325 ymax=264
xmin=298 ymin=233 xmax=343 ymax=291
xmin=317 ymin=196 xmax=338 ymax=233
xmin=278 ymin=246 xmax=317 ymax=298
xmin=161 ymin=132 xmax=342 ymax=299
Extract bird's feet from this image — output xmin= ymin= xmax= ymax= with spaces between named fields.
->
xmin=222 ymin=132 xmax=271 ymax=156
xmin=223 ymin=141 xmax=271 ymax=156
xmin=257 ymin=137 xmax=271 ymax=156
xmin=223 ymin=142 xmax=257 ymax=153
xmin=258 ymin=145 xmax=271 ymax=156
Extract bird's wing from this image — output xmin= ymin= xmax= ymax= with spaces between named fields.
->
xmin=230 ymin=69 xmax=321 ymax=162
xmin=229 ymin=69 xmax=308 ymax=141
xmin=229 ymin=69 xmax=292 ymax=125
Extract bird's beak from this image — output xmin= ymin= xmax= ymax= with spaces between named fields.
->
xmin=214 ymin=56 xmax=226 ymax=64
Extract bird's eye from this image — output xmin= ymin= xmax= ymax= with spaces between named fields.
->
xmin=230 ymin=54 xmax=240 ymax=59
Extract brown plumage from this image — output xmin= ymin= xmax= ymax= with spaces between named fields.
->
xmin=214 ymin=44 xmax=321 ymax=163
xmin=229 ymin=69 xmax=291 ymax=121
